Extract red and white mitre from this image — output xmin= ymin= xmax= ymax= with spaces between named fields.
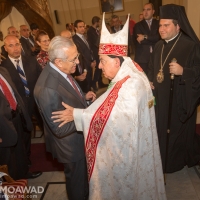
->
xmin=99 ymin=13 xmax=129 ymax=57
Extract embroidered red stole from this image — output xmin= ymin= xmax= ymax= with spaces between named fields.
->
xmin=85 ymin=75 xmax=130 ymax=181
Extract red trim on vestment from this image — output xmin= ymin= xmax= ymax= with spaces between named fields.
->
xmin=85 ymin=75 xmax=130 ymax=181
xmin=133 ymin=61 xmax=143 ymax=72
xmin=99 ymin=43 xmax=128 ymax=56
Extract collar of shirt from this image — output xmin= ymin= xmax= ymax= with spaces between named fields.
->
xmin=0 ymin=74 xmax=17 ymax=103
xmin=165 ymin=33 xmax=179 ymax=43
xmin=76 ymin=33 xmax=84 ymax=39
xmin=49 ymin=62 xmax=80 ymax=90
xmin=145 ymin=18 xmax=153 ymax=24
xmin=49 ymin=62 xmax=67 ymax=79
xmin=22 ymin=36 xmax=28 ymax=40
xmin=8 ymin=55 xmax=24 ymax=71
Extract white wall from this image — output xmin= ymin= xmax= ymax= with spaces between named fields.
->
xmin=47 ymin=0 xmax=148 ymax=35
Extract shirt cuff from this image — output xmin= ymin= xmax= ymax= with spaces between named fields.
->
xmin=73 ymin=108 xmax=83 ymax=131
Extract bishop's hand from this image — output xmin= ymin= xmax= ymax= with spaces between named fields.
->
xmin=52 ymin=102 xmax=74 ymax=127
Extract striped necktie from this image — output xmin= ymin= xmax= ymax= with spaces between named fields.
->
xmin=15 ymin=59 xmax=30 ymax=96
xmin=147 ymin=20 xmax=151 ymax=30
xmin=0 ymin=77 xmax=17 ymax=110
xmin=82 ymin=35 xmax=90 ymax=49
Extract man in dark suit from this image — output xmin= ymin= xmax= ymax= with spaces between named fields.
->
xmin=34 ymin=36 xmax=96 ymax=200
xmin=133 ymin=3 xmax=160 ymax=74
xmin=87 ymin=16 xmax=108 ymax=91
xmin=73 ymin=20 xmax=96 ymax=92
xmin=19 ymin=25 xmax=36 ymax=56
xmin=0 ymin=67 xmax=41 ymax=180
xmin=1 ymin=35 xmax=42 ymax=171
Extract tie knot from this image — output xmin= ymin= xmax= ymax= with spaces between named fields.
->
xmin=15 ymin=59 xmax=19 ymax=64
xmin=67 ymin=74 xmax=72 ymax=79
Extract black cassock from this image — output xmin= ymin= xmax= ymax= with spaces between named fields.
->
xmin=148 ymin=32 xmax=200 ymax=173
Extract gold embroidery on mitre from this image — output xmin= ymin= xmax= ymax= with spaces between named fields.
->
xmin=148 ymin=99 xmax=154 ymax=108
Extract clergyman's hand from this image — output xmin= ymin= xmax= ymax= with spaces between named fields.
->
xmin=85 ymin=91 xmax=96 ymax=102
xmin=52 ymin=102 xmax=74 ymax=127
xmin=169 ymin=62 xmax=183 ymax=75
xmin=0 ymin=138 xmax=2 ymax=143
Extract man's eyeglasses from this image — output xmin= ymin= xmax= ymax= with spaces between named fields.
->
xmin=66 ymin=53 xmax=80 ymax=64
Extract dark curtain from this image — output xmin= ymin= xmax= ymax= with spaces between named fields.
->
xmin=149 ymin=0 xmax=162 ymax=19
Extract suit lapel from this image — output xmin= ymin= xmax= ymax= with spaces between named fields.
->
xmin=6 ymin=58 xmax=22 ymax=83
xmin=21 ymin=56 xmax=30 ymax=80
xmin=74 ymin=35 xmax=90 ymax=50
xmin=0 ymin=68 xmax=21 ymax=102
xmin=140 ymin=20 xmax=150 ymax=34
xmin=48 ymin=65 xmax=87 ymax=107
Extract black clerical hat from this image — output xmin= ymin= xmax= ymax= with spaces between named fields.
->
xmin=160 ymin=4 xmax=199 ymax=43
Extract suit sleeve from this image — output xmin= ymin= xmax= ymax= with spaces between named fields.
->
xmin=37 ymin=87 xmax=77 ymax=138
xmin=133 ymin=22 xmax=160 ymax=45
xmin=0 ymin=104 xmax=17 ymax=147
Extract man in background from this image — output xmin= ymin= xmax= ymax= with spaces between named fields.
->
xmin=133 ymin=3 xmax=160 ymax=74
xmin=73 ymin=20 xmax=96 ymax=92
xmin=20 ymin=25 xmax=36 ymax=56
xmin=87 ymin=16 xmax=108 ymax=91
xmin=29 ymin=23 xmax=39 ymax=42
xmin=148 ymin=4 xmax=200 ymax=173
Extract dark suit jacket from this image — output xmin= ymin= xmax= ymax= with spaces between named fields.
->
xmin=72 ymin=54 xmax=88 ymax=93
xmin=133 ymin=19 xmax=160 ymax=64
xmin=73 ymin=34 xmax=94 ymax=89
xmin=72 ymin=34 xmax=94 ymax=71
xmin=1 ymin=55 xmax=42 ymax=117
xmin=34 ymin=63 xmax=88 ymax=163
xmin=20 ymin=36 xmax=33 ymax=56
xmin=87 ymin=26 xmax=100 ymax=62
xmin=0 ymin=67 xmax=32 ymax=179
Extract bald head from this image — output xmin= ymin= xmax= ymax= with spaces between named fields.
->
xmin=4 ymin=35 xmax=21 ymax=59
xmin=60 ymin=30 xmax=72 ymax=40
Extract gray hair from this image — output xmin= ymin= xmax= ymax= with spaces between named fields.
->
xmin=48 ymin=36 xmax=75 ymax=63
xmin=7 ymin=26 xmax=15 ymax=34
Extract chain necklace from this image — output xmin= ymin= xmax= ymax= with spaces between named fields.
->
xmin=157 ymin=32 xmax=182 ymax=83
